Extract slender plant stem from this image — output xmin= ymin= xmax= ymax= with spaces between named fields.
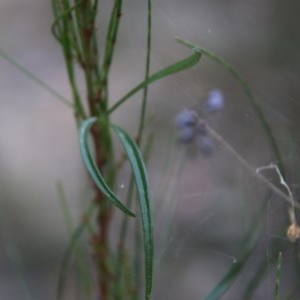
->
xmin=97 ymin=0 xmax=122 ymax=111
xmin=206 ymin=122 xmax=300 ymax=209
xmin=53 ymin=1 xmax=117 ymax=298
xmin=137 ymin=0 xmax=152 ymax=145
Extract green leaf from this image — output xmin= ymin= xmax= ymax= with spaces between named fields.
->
xmin=57 ymin=203 xmax=95 ymax=300
xmin=108 ymin=48 xmax=202 ymax=114
xmin=275 ymin=252 xmax=282 ymax=300
xmin=78 ymin=117 xmax=135 ymax=217
xmin=203 ymin=199 xmax=267 ymax=300
xmin=204 ymin=251 xmax=253 ymax=300
xmin=56 ymin=181 xmax=92 ymax=295
xmin=111 ymin=124 xmax=153 ymax=300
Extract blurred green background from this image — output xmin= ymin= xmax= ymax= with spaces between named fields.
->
xmin=1 ymin=0 xmax=300 ymax=299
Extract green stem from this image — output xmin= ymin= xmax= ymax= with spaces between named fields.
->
xmin=52 ymin=0 xmax=87 ymax=121
xmin=80 ymin=0 xmax=97 ymax=115
xmin=98 ymin=0 xmax=123 ymax=111
xmin=137 ymin=0 xmax=152 ymax=145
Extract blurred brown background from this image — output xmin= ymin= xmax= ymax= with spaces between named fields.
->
xmin=1 ymin=0 xmax=300 ymax=299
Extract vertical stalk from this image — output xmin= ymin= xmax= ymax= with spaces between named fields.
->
xmin=52 ymin=0 xmax=153 ymax=298
xmin=134 ymin=2 xmax=152 ymax=297
xmin=51 ymin=0 xmax=87 ymax=122
xmin=136 ymin=0 xmax=152 ymax=144
xmin=84 ymin=31 xmax=111 ymax=300
xmin=98 ymin=0 xmax=123 ymax=111
xmin=74 ymin=1 xmax=116 ymax=298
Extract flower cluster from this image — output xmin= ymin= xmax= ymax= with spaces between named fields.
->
xmin=174 ymin=89 xmax=225 ymax=156
xmin=203 ymin=88 xmax=224 ymax=113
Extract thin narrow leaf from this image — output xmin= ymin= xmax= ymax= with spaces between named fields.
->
xmin=241 ymin=229 xmax=288 ymax=299
xmin=204 ymin=251 xmax=252 ymax=300
xmin=114 ymin=134 xmax=154 ymax=299
xmin=204 ymin=198 xmax=267 ymax=300
xmin=285 ymin=289 xmax=298 ymax=300
xmin=57 ymin=203 xmax=95 ymax=300
xmin=78 ymin=117 xmax=135 ymax=217
xmin=108 ymin=48 xmax=202 ymax=114
xmin=101 ymin=0 xmax=122 ymax=79
xmin=51 ymin=0 xmax=86 ymax=120
xmin=0 ymin=47 xmax=73 ymax=109
xmin=111 ymin=124 xmax=153 ymax=300
xmin=51 ymin=1 xmax=82 ymax=43
xmin=0 ymin=206 xmax=33 ymax=300
xmin=136 ymin=0 xmax=152 ymax=145
xmin=275 ymin=252 xmax=282 ymax=300
xmin=56 ymin=182 xmax=92 ymax=295
xmin=114 ymin=175 xmax=136 ymax=300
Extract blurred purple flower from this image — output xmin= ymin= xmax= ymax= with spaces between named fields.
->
xmin=204 ymin=89 xmax=225 ymax=113
xmin=177 ymin=126 xmax=195 ymax=142
xmin=175 ymin=109 xmax=197 ymax=128
xmin=174 ymin=105 xmax=219 ymax=155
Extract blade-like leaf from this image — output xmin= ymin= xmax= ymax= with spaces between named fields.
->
xmin=111 ymin=124 xmax=153 ymax=300
xmin=57 ymin=203 xmax=95 ymax=300
xmin=203 ymin=199 xmax=267 ymax=300
xmin=108 ymin=48 xmax=202 ymax=114
xmin=78 ymin=117 xmax=135 ymax=217
xmin=56 ymin=182 xmax=92 ymax=294
xmin=204 ymin=250 xmax=253 ymax=300
xmin=275 ymin=252 xmax=282 ymax=300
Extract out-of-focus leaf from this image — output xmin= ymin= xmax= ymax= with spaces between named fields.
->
xmin=57 ymin=203 xmax=95 ymax=300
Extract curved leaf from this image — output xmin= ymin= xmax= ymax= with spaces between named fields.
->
xmin=111 ymin=124 xmax=153 ymax=300
xmin=108 ymin=48 xmax=202 ymax=114
xmin=78 ymin=117 xmax=135 ymax=217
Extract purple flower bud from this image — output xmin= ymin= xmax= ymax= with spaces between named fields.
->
xmin=175 ymin=109 xmax=197 ymax=128
xmin=177 ymin=126 xmax=196 ymax=143
xmin=197 ymin=136 xmax=214 ymax=156
xmin=204 ymin=89 xmax=225 ymax=113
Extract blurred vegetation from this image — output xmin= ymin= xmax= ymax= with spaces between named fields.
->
xmin=0 ymin=0 xmax=300 ymax=299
